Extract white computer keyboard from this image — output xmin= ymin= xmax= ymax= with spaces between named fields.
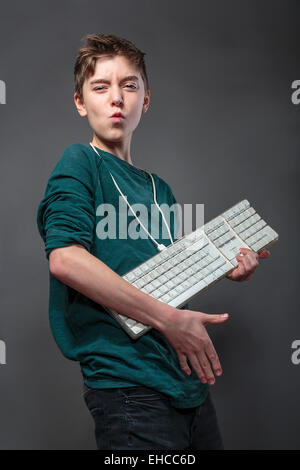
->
xmin=104 ymin=199 xmax=278 ymax=339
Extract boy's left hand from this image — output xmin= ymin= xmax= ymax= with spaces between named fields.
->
xmin=226 ymin=247 xmax=271 ymax=282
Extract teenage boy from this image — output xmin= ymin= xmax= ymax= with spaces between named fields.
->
xmin=37 ymin=33 xmax=270 ymax=450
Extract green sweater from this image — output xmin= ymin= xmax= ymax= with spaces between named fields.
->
xmin=36 ymin=143 xmax=209 ymax=408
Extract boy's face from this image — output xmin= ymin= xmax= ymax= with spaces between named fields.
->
xmin=74 ymin=55 xmax=150 ymax=146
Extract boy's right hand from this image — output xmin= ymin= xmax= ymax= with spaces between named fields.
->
xmin=159 ymin=308 xmax=229 ymax=385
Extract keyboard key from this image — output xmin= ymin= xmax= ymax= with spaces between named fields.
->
xmin=161 ymin=293 xmax=171 ymax=302
xmin=125 ymin=318 xmax=137 ymax=328
xmin=131 ymin=323 xmax=146 ymax=334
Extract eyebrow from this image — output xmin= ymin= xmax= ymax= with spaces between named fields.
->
xmin=89 ymin=75 xmax=139 ymax=86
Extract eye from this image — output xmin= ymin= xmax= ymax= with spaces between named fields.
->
xmin=94 ymin=84 xmax=136 ymax=91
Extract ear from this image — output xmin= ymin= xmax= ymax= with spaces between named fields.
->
xmin=74 ymin=92 xmax=87 ymax=117
xmin=142 ymin=89 xmax=151 ymax=114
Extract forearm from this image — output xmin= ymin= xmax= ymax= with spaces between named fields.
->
xmin=50 ymin=245 xmax=177 ymax=332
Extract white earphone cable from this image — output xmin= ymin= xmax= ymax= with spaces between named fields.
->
xmin=89 ymin=143 xmax=174 ymax=251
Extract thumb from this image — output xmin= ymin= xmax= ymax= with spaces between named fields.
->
xmin=200 ymin=313 xmax=229 ymax=325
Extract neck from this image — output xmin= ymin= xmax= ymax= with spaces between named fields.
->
xmin=91 ymin=135 xmax=134 ymax=166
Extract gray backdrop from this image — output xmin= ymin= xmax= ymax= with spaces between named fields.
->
xmin=0 ymin=0 xmax=299 ymax=450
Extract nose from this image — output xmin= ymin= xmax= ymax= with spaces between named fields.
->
xmin=112 ymin=97 xmax=122 ymax=106
xmin=111 ymin=87 xmax=123 ymax=106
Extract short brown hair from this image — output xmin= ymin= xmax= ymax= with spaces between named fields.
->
xmin=74 ymin=33 xmax=150 ymax=101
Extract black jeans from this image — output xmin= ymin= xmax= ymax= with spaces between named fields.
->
xmin=82 ymin=383 xmax=224 ymax=450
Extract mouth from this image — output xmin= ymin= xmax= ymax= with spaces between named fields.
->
xmin=110 ymin=116 xmax=125 ymax=122
xmin=110 ymin=112 xmax=125 ymax=119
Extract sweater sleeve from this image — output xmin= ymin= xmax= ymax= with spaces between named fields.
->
xmin=36 ymin=145 xmax=96 ymax=260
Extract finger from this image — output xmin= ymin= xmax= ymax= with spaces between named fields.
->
xmin=205 ymin=341 xmax=222 ymax=377
xmin=235 ymin=272 xmax=253 ymax=281
xmin=239 ymin=248 xmax=258 ymax=258
xmin=235 ymin=257 xmax=247 ymax=277
xmin=258 ymin=249 xmax=270 ymax=258
xmin=236 ymin=254 xmax=252 ymax=272
xmin=177 ymin=351 xmax=191 ymax=376
xmin=237 ymin=250 xmax=259 ymax=273
xmin=228 ymin=271 xmax=246 ymax=282
xmin=187 ymin=352 xmax=207 ymax=384
xmin=198 ymin=352 xmax=215 ymax=384
xmin=247 ymin=250 xmax=260 ymax=266
xmin=242 ymin=253 xmax=258 ymax=272
xmin=200 ymin=313 xmax=229 ymax=325
xmin=228 ymin=268 xmax=249 ymax=282
xmin=240 ymin=248 xmax=258 ymax=265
